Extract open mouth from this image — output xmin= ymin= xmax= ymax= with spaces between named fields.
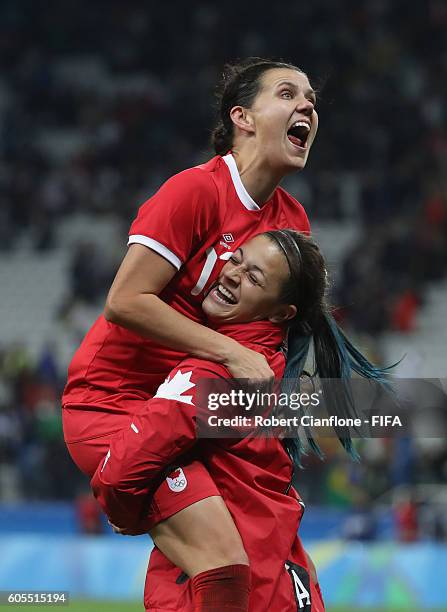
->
xmin=287 ymin=121 xmax=311 ymax=149
xmin=210 ymin=283 xmax=238 ymax=305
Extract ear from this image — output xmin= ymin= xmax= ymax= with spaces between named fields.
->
xmin=269 ymin=304 xmax=297 ymax=324
xmin=229 ymin=105 xmax=255 ymax=135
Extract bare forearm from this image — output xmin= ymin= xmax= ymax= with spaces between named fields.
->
xmin=105 ymin=293 xmax=236 ymax=364
xmin=103 ymin=243 xmax=274 ymax=380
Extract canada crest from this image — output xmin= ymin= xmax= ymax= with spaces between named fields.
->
xmin=166 ymin=467 xmax=188 ymax=492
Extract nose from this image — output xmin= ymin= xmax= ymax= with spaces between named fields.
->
xmin=222 ymin=262 xmax=242 ymax=288
xmin=296 ymin=94 xmax=314 ymax=117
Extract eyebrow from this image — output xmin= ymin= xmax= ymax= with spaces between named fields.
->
xmin=237 ymin=248 xmax=267 ymax=280
xmin=275 ymin=80 xmax=317 ymax=99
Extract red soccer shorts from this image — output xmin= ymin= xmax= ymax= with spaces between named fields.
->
xmin=144 ymin=461 xmax=221 ymax=530
xmin=63 ymin=406 xmax=220 ymax=529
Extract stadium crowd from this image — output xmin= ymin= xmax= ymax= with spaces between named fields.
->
xmin=0 ymin=0 xmax=446 ymax=538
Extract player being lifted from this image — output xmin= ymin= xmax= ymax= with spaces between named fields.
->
xmin=63 ymin=58 xmax=320 ymax=610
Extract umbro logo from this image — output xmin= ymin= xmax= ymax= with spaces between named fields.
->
xmin=222 ymin=233 xmax=234 ymax=243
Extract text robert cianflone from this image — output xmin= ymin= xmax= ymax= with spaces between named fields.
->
xmin=207 ymin=390 xmax=321 ymax=411
xmin=207 ymin=414 xmax=403 ymax=428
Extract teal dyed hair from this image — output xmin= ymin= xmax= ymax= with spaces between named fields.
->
xmin=264 ymin=230 xmax=395 ymax=467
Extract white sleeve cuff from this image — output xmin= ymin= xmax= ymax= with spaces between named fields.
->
xmin=128 ymin=235 xmax=182 ymax=270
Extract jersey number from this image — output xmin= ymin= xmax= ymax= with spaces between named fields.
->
xmin=286 ymin=561 xmax=311 ymax=611
xmin=191 ymin=247 xmax=233 ymax=296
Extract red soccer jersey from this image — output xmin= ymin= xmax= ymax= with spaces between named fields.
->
xmin=62 ymin=154 xmax=310 ymax=437
xmin=91 ymin=320 xmax=323 ymax=612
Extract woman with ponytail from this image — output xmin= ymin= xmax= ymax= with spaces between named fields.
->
xmin=92 ymin=229 xmax=392 ymax=611
xmin=62 ymin=57 xmax=320 ymax=610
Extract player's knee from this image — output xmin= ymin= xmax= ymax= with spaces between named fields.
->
xmin=220 ymin=544 xmax=249 ymax=567
xmin=187 ymin=545 xmax=249 ymax=578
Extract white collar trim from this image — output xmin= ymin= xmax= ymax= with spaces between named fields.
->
xmin=223 ymin=153 xmax=260 ymax=211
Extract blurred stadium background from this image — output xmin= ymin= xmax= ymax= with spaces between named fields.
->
xmin=0 ymin=0 xmax=446 ymax=610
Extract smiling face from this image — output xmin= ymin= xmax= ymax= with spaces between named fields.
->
xmin=202 ymin=235 xmax=297 ymax=324
xmin=234 ymin=67 xmax=319 ymax=174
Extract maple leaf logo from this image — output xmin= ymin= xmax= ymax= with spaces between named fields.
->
xmin=154 ymin=370 xmax=196 ymax=405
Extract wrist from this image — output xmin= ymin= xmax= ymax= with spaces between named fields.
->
xmin=214 ymin=335 xmax=239 ymax=366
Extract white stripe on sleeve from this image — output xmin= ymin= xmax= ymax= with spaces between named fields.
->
xmin=128 ymin=235 xmax=182 ymax=270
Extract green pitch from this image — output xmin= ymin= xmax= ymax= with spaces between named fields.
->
xmin=0 ymin=603 xmax=433 ymax=612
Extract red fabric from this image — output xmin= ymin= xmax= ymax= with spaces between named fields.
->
xmin=75 ymin=494 xmax=103 ymax=534
xmin=395 ymin=501 xmax=419 ymax=542
xmin=62 ymin=154 xmax=310 ymax=423
xmin=60 ymin=152 xmax=315 ymax=610
xmin=391 ymin=290 xmax=418 ymax=332
xmin=90 ymin=321 xmax=286 ymax=531
xmin=65 ymin=434 xmax=220 ymax=535
xmin=425 ymin=194 xmax=447 ymax=226
xmin=64 ymin=423 xmax=130 ymax=477
xmin=192 ymin=565 xmax=250 ymax=611
xmin=314 ymin=583 xmax=324 ymax=609
xmin=145 ymin=462 xmax=220 ymax=532
xmin=89 ymin=320 xmax=325 ymax=610
xmin=144 ymin=540 xmax=324 ymax=612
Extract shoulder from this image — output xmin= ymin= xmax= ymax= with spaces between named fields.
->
xmin=276 ymin=186 xmax=307 ymax=213
xmin=276 ymin=186 xmax=311 ymax=233
xmin=132 ymin=162 xmax=219 ymax=222
xmin=161 ymin=163 xmax=219 ymax=200
xmin=166 ymin=155 xmax=224 ymax=192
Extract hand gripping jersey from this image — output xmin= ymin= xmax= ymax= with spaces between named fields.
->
xmin=91 ymin=321 xmax=324 ymax=612
xmin=62 ymin=154 xmax=310 ymax=441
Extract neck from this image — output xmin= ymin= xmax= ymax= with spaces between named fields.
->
xmin=231 ymin=148 xmax=283 ymax=206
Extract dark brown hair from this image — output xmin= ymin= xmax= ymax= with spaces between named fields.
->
xmin=264 ymin=229 xmax=326 ymax=335
xmin=212 ymin=57 xmax=304 ymax=155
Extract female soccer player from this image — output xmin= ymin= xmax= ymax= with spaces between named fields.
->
xmin=92 ymin=229 xmax=390 ymax=611
xmin=63 ymin=58 xmax=319 ymax=608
